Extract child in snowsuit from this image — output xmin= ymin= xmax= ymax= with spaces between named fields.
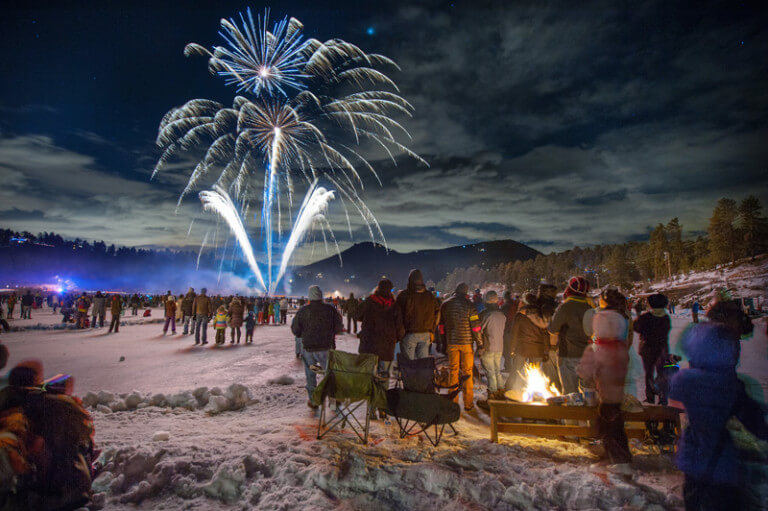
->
xmin=578 ymin=309 xmax=632 ymax=469
xmin=245 ymin=311 xmax=256 ymax=344
xmin=670 ymin=318 xmax=768 ymax=509
xmin=214 ymin=306 xmax=228 ymax=345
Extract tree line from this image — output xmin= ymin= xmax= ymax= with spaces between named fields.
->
xmin=433 ymin=195 xmax=768 ymax=295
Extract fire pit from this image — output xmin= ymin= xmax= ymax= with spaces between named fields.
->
xmin=503 ymin=363 xmax=560 ymax=405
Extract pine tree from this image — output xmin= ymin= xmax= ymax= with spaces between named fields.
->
xmin=737 ymin=195 xmax=768 ymax=260
xmin=648 ymin=224 xmax=669 ymax=279
xmin=606 ymin=245 xmax=631 ymax=287
xmin=666 ymin=217 xmax=684 ymax=274
xmin=708 ymin=198 xmax=738 ymax=264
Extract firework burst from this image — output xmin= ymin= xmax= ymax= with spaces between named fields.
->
xmin=154 ymin=8 xmax=426 ymax=292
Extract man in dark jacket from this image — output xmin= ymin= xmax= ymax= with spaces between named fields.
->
xmin=439 ymin=282 xmax=483 ymax=410
xmin=129 ymin=294 xmax=141 ymax=316
xmin=395 ymin=269 xmax=440 ymax=360
xmin=357 ymin=279 xmax=405 ymax=382
xmin=20 ymin=291 xmax=34 ymax=320
xmin=192 ymin=288 xmax=212 ymax=345
xmin=291 ymin=285 xmax=343 ymax=407
xmin=633 ymin=293 xmax=672 ymax=404
xmin=343 ymin=293 xmax=359 ymax=334
xmin=548 ymin=277 xmax=592 ymax=394
xmin=180 ymin=288 xmax=196 ymax=335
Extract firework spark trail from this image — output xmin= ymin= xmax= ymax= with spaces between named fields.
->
xmin=200 ymin=186 xmax=267 ymax=291
xmin=273 ymin=180 xmax=336 ymax=293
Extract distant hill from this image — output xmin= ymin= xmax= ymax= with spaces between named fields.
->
xmin=289 ymin=240 xmax=540 ymax=295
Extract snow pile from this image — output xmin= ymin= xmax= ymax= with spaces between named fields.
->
xmin=83 ymin=384 xmax=254 ymax=415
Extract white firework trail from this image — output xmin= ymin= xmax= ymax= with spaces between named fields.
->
xmin=272 ymin=180 xmax=336 ymax=293
xmin=199 ymin=186 xmax=267 ymax=291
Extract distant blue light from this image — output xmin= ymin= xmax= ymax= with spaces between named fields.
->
xmin=366 ymin=26 xmax=375 ymax=36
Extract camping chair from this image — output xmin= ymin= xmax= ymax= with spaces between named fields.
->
xmin=387 ymin=355 xmax=468 ymax=446
xmin=312 ymin=350 xmax=386 ymax=444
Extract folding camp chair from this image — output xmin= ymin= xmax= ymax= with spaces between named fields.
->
xmin=386 ymin=355 xmax=468 ymax=446
xmin=312 ymin=350 xmax=386 ymax=444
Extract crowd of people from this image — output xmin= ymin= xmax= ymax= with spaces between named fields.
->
xmin=290 ymin=269 xmax=766 ymax=509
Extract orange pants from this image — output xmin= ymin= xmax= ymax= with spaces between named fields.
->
xmin=447 ymin=344 xmax=474 ymax=409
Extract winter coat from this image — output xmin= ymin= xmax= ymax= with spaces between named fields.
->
xmin=548 ymin=297 xmax=592 ymax=358
xmin=439 ymin=294 xmax=482 ymax=347
xmin=577 ymin=337 xmax=629 ymax=404
xmin=180 ymin=292 xmax=195 ymax=316
xmin=670 ymin=323 xmax=768 ymax=486
xmin=129 ymin=295 xmax=140 ymax=307
xmin=164 ymin=299 xmax=177 ymax=318
xmin=21 ymin=293 xmax=34 ymax=307
xmin=395 ymin=270 xmax=440 ymax=334
xmin=110 ymin=298 xmax=122 ymax=316
xmin=76 ymin=297 xmax=89 ymax=313
xmin=229 ymin=299 xmax=245 ymax=328
xmin=245 ymin=314 xmax=256 ymax=331
xmin=279 ymin=298 xmax=288 ymax=310
xmin=192 ymin=294 xmax=213 ymax=317
xmin=214 ymin=312 xmax=228 ymax=330
xmin=358 ymin=293 xmax=405 ymax=362
xmin=633 ymin=310 xmax=671 ymax=356
xmin=510 ymin=307 xmax=550 ymax=359
xmin=291 ymin=300 xmax=343 ymax=352
xmin=91 ymin=295 xmax=107 ymax=315
xmin=479 ymin=303 xmax=506 ymax=353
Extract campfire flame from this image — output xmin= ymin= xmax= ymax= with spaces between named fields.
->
xmin=521 ymin=363 xmax=560 ymax=404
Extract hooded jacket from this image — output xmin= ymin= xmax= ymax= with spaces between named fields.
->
xmin=291 ymin=300 xmax=343 ymax=352
xmin=192 ymin=293 xmax=213 ymax=317
xmin=358 ymin=291 xmax=405 ymax=362
xmin=395 ymin=269 xmax=440 ymax=334
xmin=510 ymin=306 xmax=549 ymax=359
xmin=228 ymin=298 xmax=245 ymax=328
xmin=439 ymin=288 xmax=482 ymax=347
xmin=479 ymin=303 xmax=506 ymax=353
xmin=91 ymin=293 xmax=106 ymax=315
xmin=670 ymin=323 xmax=768 ymax=486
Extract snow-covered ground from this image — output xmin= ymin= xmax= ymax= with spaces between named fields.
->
xmin=1 ymin=306 xmax=766 ymax=510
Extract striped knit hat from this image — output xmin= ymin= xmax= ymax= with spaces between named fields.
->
xmin=565 ymin=276 xmax=589 ymax=297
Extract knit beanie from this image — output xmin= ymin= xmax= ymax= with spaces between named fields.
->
xmin=647 ymin=293 xmax=668 ymax=309
xmin=484 ymin=290 xmax=498 ymax=304
xmin=592 ymin=309 xmax=628 ymax=341
xmin=564 ymin=276 xmax=589 ymax=297
xmin=308 ymin=285 xmax=323 ymax=301
xmin=455 ymin=282 xmax=469 ymax=296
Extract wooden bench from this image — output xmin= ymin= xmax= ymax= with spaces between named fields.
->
xmin=488 ymin=400 xmax=682 ymax=443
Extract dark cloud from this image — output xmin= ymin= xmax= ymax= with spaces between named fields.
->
xmin=0 ymin=0 xmax=766 ymax=259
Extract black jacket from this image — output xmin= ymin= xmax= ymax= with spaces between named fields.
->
xmin=291 ymin=300 xmax=343 ymax=352
xmin=357 ymin=294 xmax=405 ymax=362
xmin=439 ymin=294 xmax=482 ymax=347
xmin=633 ymin=311 xmax=671 ymax=355
xmin=181 ymin=292 xmax=196 ymax=315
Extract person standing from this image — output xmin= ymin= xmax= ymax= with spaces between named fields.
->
xmin=291 ymin=285 xmax=343 ymax=408
xmin=439 ymin=282 xmax=483 ymax=411
xmin=279 ymin=297 xmax=289 ymax=325
xmin=578 ymin=309 xmax=633 ymax=472
xmin=181 ymin=288 xmax=196 ymax=335
xmin=75 ymin=292 xmax=89 ymax=329
xmin=273 ymin=299 xmax=281 ymax=325
xmin=192 ymin=288 xmax=212 ymax=345
xmin=6 ymin=293 xmax=16 ymax=319
xmin=163 ymin=294 xmax=177 ymax=335
xmin=691 ymin=298 xmax=701 ymax=323
xmin=91 ymin=291 xmax=106 ymax=328
xmin=343 ymin=293 xmax=359 ymax=334
xmin=129 ymin=293 xmax=140 ymax=316
xmin=229 ymin=296 xmax=245 ymax=344
xmin=548 ymin=277 xmax=592 ymax=395
xmin=669 ymin=318 xmax=767 ymax=510
xmin=395 ymin=269 xmax=440 ymax=360
xmin=633 ymin=293 xmax=672 ymax=404
xmin=213 ymin=305 xmax=228 ymax=345
xmin=357 ymin=279 xmax=404 ymax=383
xmin=478 ymin=291 xmax=506 ymax=401
xmin=245 ymin=310 xmax=256 ymax=344
xmin=108 ymin=295 xmax=122 ymax=333
xmin=20 ymin=290 xmax=34 ymax=320
xmin=505 ymin=293 xmax=557 ymax=395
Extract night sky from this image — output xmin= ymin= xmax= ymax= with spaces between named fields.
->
xmin=1 ymin=0 xmax=767 ymax=263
